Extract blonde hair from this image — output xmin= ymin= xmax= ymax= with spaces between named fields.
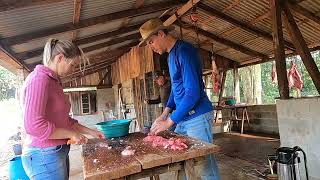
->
xmin=43 ymin=38 xmax=89 ymax=73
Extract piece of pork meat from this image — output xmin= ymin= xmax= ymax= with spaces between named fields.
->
xmin=143 ymin=135 xmax=188 ymax=151
xmin=121 ymin=146 xmax=135 ymax=156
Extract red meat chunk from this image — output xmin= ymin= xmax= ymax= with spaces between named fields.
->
xmin=143 ymin=135 xmax=188 ymax=151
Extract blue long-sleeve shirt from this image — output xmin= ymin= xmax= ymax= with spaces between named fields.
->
xmin=166 ymin=40 xmax=213 ymax=124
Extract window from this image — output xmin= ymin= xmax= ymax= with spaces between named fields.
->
xmin=81 ymin=93 xmax=91 ymax=114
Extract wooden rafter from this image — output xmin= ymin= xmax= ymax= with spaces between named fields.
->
xmin=0 ymin=46 xmax=23 ymax=73
xmin=270 ymin=0 xmax=289 ymax=99
xmin=198 ymin=2 xmax=295 ymax=50
xmin=0 ymin=0 xmax=65 ymax=12
xmin=180 ymin=23 xmax=268 ymax=60
xmin=164 ymin=0 xmax=200 ymax=26
xmin=71 ymin=0 xmax=83 ymax=41
xmin=283 ymin=1 xmax=320 ymax=93
xmin=134 ymin=0 xmax=145 ymax=9
xmin=30 ymin=41 xmax=139 ymax=69
xmin=0 ymin=0 xmax=185 ymax=46
xmin=0 ymin=43 xmax=30 ymax=71
xmin=18 ymin=33 xmax=141 ymax=61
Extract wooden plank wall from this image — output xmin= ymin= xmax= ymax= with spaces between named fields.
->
xmin=64 ymin=70 xmax=109 ymax=88
xmin=112 ymin=46 xmax=154 ymax=85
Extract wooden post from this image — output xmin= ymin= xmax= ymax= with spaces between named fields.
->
xmin=233 ymin=67 xmax=240 ymax=103
xmin=283 ymin=1 xmax=320 ymax=94
xmin=269 ymin=0 xmax=290 ymax=99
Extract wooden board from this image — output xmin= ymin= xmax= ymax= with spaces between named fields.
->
xmin=82 ymin=139 xmax=141 ymax=180
xmin=82 ymin=132 xmax=220 ymax=179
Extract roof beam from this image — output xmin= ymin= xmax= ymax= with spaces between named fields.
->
xmin=288 ymin=3 xmax=320 ymax=26
xmin=284 ymin=1 xmax=320 ymax=94
xmin=62 ymin=58 xmax=118 ymax=83
xmin=219 ymin=12 xmax=271 ymax=38
xmin=198 ymin=2 xmax=295 ymax=50
xmin=134 ymin=0 xmax=145 ymax=8
xmin=1 ymin=0 xmax=185 ymax=46
xmin=0 ymin=0 xmax=65 ymax=12
xmin=163 ymin=0 xmax=200 ymax=26
xmin=30 ymin=41 xmax=139 ymax=68
xmin=82 ymin=33 xmax=140 ymax=53
xmin=0 ymin=43 xmax=30 ymax=71
xmin=181 ymin=22 xmax=268 ymax=60
xmin=71 ymin=0 xmax=83 ymax=41
xmin=17 ymin=32 xmax=141 ymax=61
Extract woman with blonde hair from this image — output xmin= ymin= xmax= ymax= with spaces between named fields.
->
xmin=20 ymin=38 xmax=105 ymax=180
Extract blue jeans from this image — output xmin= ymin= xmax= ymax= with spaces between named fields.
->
xmin=175 ymin=111 xmax=220 ymax=180
xmin=21 ymin=144 xmax=70 ymax=180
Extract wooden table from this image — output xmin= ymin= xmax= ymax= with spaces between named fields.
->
xmin=81 ymin=132 xmax=220 ymax=180
xmin=218 ymin=105 xmax=250 ymax=134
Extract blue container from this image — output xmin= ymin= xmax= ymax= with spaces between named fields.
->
xmin=95 ymin=119 xmax=132 ymax=138
xmin=9 ymin=156 xmax=29 ymax=180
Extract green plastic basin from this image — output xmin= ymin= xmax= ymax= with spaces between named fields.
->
xmin=95 ymin=119 xmax=132 ymax=138
xmin=225 ymin=99 xmax=236 ymax=105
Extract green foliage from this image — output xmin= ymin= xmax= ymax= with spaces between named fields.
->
xmin=0 ymin=66 xmax=18 ymax=101
xmin=260 ymin=62 xmax=279 ymax=104
xmin=220 ymin=51 xmax=320 ymax=104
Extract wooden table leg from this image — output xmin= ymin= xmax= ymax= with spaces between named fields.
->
xmin=175 ymin=170 xmax=185 ymax=180
xmin=184 ymin=159 xmax=200 ymax=180
xmin=154 ymin=175 xmax=160 ymax=180
xmin=241 ymin=108 xmax=245 ymax=134
xmin=245 ymin=108 xmax=250 ymax=125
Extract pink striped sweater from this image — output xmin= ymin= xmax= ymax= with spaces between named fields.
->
xmin=21 ymin=65 xmax=78 ymax=148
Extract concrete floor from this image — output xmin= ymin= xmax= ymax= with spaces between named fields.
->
xmin=69 ymin=132 xmax=280 ymax=180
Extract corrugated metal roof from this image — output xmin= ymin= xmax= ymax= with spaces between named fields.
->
xmin=224 ymin=29 xmax=258 ymax=44
xmin=11 ymin=32 xmax=72 ymax=53
xmin=299 ymin=0 xmax=320 ymax=16
xmin=76 ymin=20 xmax=124 ymax=39
xmin=130 ymin=11 xmax=164 ymax=24
xmin=243 ymin=37 xmax=273 ymax=55
xmin=3 ymin=0 xmax=320 ymax=72
xmin=201 ymin=0 xmax=236 ymax=12
xmin=219 ymin=48 xmax=250 ymax=62
xmin=144 ymin=0 xmax=172 ymax=6
xmin=25 ymin=56 xmax=42 ymax=65
xmin=0 ymin=1 xmax=73 ymax=38
xmin=85 ymin=40 xmax=136 ymax=57
xmin=77 ymin=11 xmax=161 ymax=40
xmin=80 ymin=0 xmax=136 ymax=20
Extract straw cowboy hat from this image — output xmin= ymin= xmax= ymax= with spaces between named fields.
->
xmin=139 ymin=18 xmax=175 ymax=47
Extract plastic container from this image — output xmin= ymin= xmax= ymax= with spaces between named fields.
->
xmin=9 ymin=156 xmax=29 ymax=180
xmin=225 ymin=99 xmax=236 ymax=105
xmin=95 ymin=119 xmax=132 ymax=138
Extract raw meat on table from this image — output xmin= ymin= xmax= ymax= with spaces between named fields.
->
xmin=121 ymin=146 xmax=135 ymax=156
xmin=143 ymin=135 xmax=188 ymax=151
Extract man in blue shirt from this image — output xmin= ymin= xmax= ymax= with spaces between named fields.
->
xmin=139 ymin=18 xmax=220 ymax=180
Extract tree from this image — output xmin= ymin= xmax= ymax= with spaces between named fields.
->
xmin=0 ymin=66 xmax=18 ymax=101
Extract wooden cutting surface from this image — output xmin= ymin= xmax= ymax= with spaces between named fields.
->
xmin=82 ymin=132 xmax=220 ymax=180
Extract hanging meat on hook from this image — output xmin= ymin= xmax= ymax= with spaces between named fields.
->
xmin=288 ymin=61 xmax=303 ymax=90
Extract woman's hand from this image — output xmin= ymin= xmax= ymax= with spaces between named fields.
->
xmin=69 ymin=133 xmax=88 ymax=145
xmin=89 ymin=129 xmax=105 ymax=139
